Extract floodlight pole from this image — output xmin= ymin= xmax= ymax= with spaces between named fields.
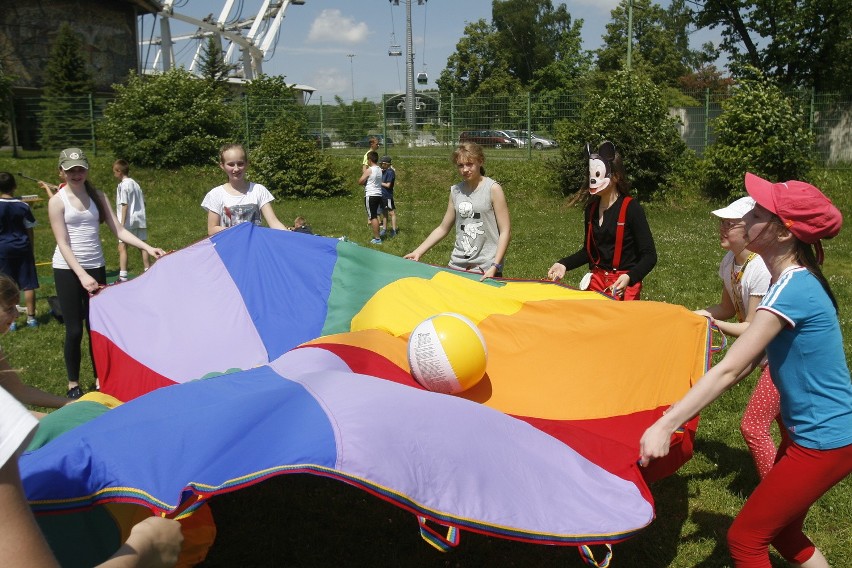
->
xmin=405 ymin=0 xmax=416 ymax=146
xmin=347 ymin=54 xmax=356 ymax=102
xmin=626 ymin=0 xmax=634 ymax=71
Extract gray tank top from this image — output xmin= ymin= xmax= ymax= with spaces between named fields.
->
xmin=449 ymin=176 xmax=500 ymax=272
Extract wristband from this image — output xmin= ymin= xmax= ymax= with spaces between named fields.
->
xmin=491 ymin=262 xmax=503 ymax=270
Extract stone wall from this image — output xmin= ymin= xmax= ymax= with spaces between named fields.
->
xmin=1 ymin=0 xmax=141 ymax=93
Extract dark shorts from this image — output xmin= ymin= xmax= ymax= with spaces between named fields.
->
xmin=0 ymin=253 xmax=40 ymax=290
xmin=364 ymin=195 xmax=382 ymax=220
xmin=381 ymin=195 xmax=395 ymax=212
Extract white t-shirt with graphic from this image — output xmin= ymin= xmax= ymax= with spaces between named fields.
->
xmin=201 ymin=183 xmax=275 ymax=229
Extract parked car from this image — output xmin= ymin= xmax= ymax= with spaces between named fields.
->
xmin=353 ymin=135 xmax=394 ymax=147
xmin=507 ymin=130 xmax=558 ymax=150
xmin=458 ymin=130 xmax=517 ymax=149
xmin=304 ymin=131 xmax=332 ymax=149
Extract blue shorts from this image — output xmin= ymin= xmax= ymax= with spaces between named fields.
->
xmin=0 ymin=253 xmax=39 ymax=291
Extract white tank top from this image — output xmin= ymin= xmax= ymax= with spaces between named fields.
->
xmin=52 ymin=188 xmax=105 ymax=269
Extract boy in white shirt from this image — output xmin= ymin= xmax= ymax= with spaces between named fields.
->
xmin=113 ymin=160 xmax=150 ymax=282
xmin=358 ymin=151 xmax=383 ymax=245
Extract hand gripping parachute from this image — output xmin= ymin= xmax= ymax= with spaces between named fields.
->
xmin=20 ymin=223 xmax=712 ymax=566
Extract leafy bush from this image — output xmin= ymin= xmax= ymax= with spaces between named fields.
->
xmin=703 ymin=71 xmax=815 ymax=199
xmin=250 ymin=114 xmax=347 ymax=199
xmin=553 ymin=69 xmax=687 ymax=201
xmin=100 ymin=68 xmax=237 ymax=168
xmin=242 ymin=74 xmax=304 ymax=146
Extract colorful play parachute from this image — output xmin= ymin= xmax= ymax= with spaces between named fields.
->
xmin=20 ymin=224 xmax=711 ymax=565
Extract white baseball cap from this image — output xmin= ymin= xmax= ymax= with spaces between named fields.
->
xmin=711 ymin=196 xmax=755 ymax=219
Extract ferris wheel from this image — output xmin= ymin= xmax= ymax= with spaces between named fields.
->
xmin=138 ymin=0 xmax=306 ymax=80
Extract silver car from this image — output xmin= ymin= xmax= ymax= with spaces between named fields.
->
xmin=506 ymin=130 xmax=559 ymax=150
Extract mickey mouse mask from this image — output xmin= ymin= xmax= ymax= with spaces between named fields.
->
xmin=586 ymin=141 xmax=616 ymax=195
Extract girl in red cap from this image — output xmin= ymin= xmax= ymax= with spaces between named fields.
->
xmin=640 ymin=173 xmax=850 ymax=567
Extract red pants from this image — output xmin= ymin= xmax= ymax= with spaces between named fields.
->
xmin=740 ymin=366 xmax=787 ymax=479
xmin=589 ymin=269 xmax=642 ymax=300
xmin=727 ymin=440 xmax=852 ymax=567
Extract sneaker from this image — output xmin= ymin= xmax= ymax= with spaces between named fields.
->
xmin=117 ymin=276 xmax=129 ymax=283
xmin=391 ymin=229 xmax=399 ymax=237
xmin=379 ymin=227 xmax=386 ymax=237
xmin=66 ymin=386 xmax=84 ymax=399
xmin=9 ymin=321 xmax=17 ymax=332
xmin=370 ymin=238 xmax=382 ymax=245
xmin=26 ymin=319 xmax=38 ymax=328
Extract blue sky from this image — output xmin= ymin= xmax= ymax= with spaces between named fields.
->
xmin=146 ymin=0 xmax=717 ymax=101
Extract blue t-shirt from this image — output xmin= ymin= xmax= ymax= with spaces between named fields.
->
xmin=0 ymin=198 xmax=36 ymax=258
xmin=381 ymin=168 xmax=395 ymax=199
xmin=758 ymin=267 xmax=852 ymax=450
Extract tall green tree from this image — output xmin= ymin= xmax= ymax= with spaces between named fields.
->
xmin=492 ymin=0 xmax=587 ymax=87
xmin=596 ymin=0 xmax=716 ymax=89
xmin=39 ymin=23 xmax=95 ymax=150
xmin=198 ymin=36 xmax=237 ymax=88
xmin=436 ymin=19 xmax=519 ymax=99
xmin=695 ymin=0 xmax=852 ymax=92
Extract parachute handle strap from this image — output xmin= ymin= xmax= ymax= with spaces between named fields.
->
xmin=416 ymin=515 xmax=460 ymax=552
xmin=578 ymin=544 xmax=613 ymax=567
xmin=710 ymin=322 xmax=727 ymax=353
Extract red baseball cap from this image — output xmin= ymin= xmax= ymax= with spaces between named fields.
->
xmin=744 ymin=173 xmax=842 ymax=245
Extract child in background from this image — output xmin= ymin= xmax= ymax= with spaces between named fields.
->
xmin=640 ymin=173 xmax=851 ymax=567
xmin=0 ymin=172 xmax=40 ymax=329
xmin=694 ymin=196 xmax=784 ymax=479
xmin=358 ymin=151 xmax=383 ymax=245
xmin=379 ymin=155 xmax=398 ymax=237
xmin=202 ymin=144 xmax=288 ymax=235
xmin=405 ymin=142 xmax=511 ymax=281
xmin=113 ymin=160 xmax=150 ymax=282
xmin=0 ymin=274 xmax=71 ymax=411
xmin=547 ymin=141 xmax=656 ymax=300
xmin=293 ymin=216 xmax=313 ymax=234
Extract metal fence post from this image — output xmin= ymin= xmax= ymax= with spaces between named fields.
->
xmin=243 ymin=95 xmax=250 ymax=147
xmin=89 ymin=94 xmax=97 ymax=155
xmin=8 ymin=98 xmax=18 ymax=158
xmin=809 ymin=87 xmax=815 ymax=135
xmin=450 ymin=92 xmax=455 ymax=146
xmin=319 ymin=96 xmax=325 ymax=149
xmin=382 ymin=94 xmax=388 ymax=149
xmin=703 ymin=88 xmax=710 ymax=155
xmin=527 ymin=92 xmax=532 ymax=160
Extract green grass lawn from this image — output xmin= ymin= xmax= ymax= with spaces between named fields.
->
xmin=0 ymin=149 xmax=849 ymax=567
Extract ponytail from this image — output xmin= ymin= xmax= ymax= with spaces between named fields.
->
xmin=796 ymin=241 xmax=839 ymax=313
xmin=83 ymin=181 xmax=106 ymax=224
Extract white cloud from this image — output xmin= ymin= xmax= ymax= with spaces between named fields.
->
xmin=307 ymin=9 xmax=369 ymax=44
xmin=308 ymin=67 xmax=351 ymax=97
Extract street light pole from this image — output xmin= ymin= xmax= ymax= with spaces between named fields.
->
xmin=347 ymin=53 xmax=356 ymax=101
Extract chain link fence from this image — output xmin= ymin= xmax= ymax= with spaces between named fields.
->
xmin=8 ymin=89 xmax=850 ymax=164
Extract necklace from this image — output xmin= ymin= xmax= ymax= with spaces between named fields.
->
xmin=731 ymin=252 xmax=756 ymax=321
